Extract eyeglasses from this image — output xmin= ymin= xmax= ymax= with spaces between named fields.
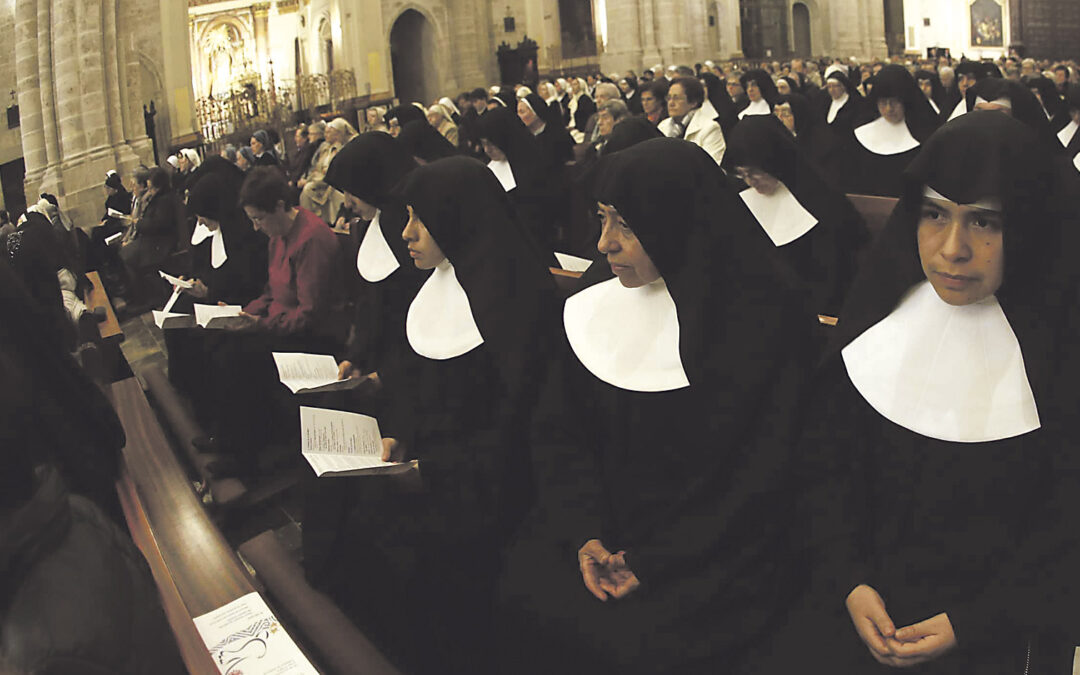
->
xmin=733 ymin=168 xmax=767 ymax=182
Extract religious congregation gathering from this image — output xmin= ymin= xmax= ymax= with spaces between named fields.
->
xmin=8 ymin=0 xmax=1080 ymax=672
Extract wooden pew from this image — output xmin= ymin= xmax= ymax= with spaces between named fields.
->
xmin=550 ymin=266 xmax=584 ymax=295
xmin=110 ymin=376 xmax=266 ymax=671
xmin=239 ymin=530 xmax=401 ymax=675
xmin=141 ymin=365 xmax=248 ymax=508
xmin=83 ymin=270 xmax=126 ymax=378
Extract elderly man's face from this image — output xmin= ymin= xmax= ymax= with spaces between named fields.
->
xmin=598 ymin=110 xmax=616 ymax=136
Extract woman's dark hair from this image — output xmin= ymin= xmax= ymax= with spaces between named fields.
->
xmin=643 ymin=79 xmax=670 ymax=102
xmin=239 ymin=166 xmax=291 ymax=212
xmin=147 ymin=167 xmax=171 ymax=192
xmin=670 ymin=77 xmax=705 ymax=108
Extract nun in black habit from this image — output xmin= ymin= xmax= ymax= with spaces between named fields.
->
xmin=844 ymin=64 xmax=938 ymax=197
xmin=737 ymin=69 xmax=781 ymax=120
xmin=395 ymin=119 xmax=459 ymax=164
xmin=724 ymin=115 xmax=868 ymax=317
xmin=782 ymin=112 xmax=1080 ymax=674
xmin=475 ymin=105 xmax=560 ymax=256
xmin=1025 ymin=75 xmax=1067 ymax=130
xmin=820 ymin=68 xmax=864 ymax=135
xmin=383 ymin=102 xmax=426 ymax=137
xmin=497 ymin=138 xmax=814 ymax=674
xmin=322 ymin=156 xmax=558 ymax=675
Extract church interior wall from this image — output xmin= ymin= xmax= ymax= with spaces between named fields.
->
xmin=904 ymin=0 xmax=1009 ymax=60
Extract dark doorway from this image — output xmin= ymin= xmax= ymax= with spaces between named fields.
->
xmin=792 ymin=3 xmax=811 ymax=56
xmin=558 ymin=0 xmax=597 ymax=58
xmin=739 ymin=0 xmax=790 ymax=59
xmin=0 ymin=157 xmax=26 ymax=218
xmin=883 ymin=0 xmax=905 ymax=55
xmin=390 ymin=10 xmax=437 ymax=105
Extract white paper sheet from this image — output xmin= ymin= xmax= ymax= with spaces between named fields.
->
xmin=272 ymin=353 xmax=343 ymax=394
xmin=192 ymin=592 xmax=318 ymax=675
xmin=159 ymin=270 xmax=194 ymax=289
xmin=151 ymin=310 xmax=190 ymax=329
xmin=300 ymin=407 xmax=414 ymax=476
xmin=106 ymin=207 xmax=127 ymax=218
xmin=194 ymin=303 xmax=242 ymax=327
xmin=554 ymin=252 xmax=593 ymax=273
xmin=105 ymin=231 xmax=124 ymax=245
xmin=161 ymin=287 xmax=182 ymax=314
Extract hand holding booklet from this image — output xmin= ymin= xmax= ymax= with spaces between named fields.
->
xmin=300 ymin=406 xmax=415 ymax=477
xmin=272 ymin=352 xmax=362 ymax=394
xmin=193 ymin=303 xmax=244 ymax=328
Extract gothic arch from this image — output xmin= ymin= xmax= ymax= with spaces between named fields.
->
xmin=387 ymin=5 xmax=444 ymax=105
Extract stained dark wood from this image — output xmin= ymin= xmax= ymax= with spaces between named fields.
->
xmin=239 ymin=531 xmax=402 ymax=675
xmin=111 ymin=376 xmax=258 ymax=617
xmin=846 ymin=193 xmax=898 ymax=239
xmin=84 ymin=270 xmax=122 ymax=342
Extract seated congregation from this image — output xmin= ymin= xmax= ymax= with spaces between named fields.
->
xmin=9 ymin=55 xmax=1080 ymax=674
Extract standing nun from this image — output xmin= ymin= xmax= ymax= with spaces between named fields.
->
xmin=845 ymin=65 xmax=938 ymax=197
xmin=326 ymin=156 xmax=558 ymax=675
xmin=725 ymin=115 xmax=868 ymax=317
xmin=785 ymin=112 xmax=1080 ymax=674
xmin=497 ymin=138 xmax=814 ymax=674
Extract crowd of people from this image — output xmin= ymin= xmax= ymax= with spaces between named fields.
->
xmin=6 ymin=50 xmax=1080 ymax=672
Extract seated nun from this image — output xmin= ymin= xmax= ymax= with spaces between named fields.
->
xmin=820 ymin=67 xmax=864 ymax=136
xmin=497 ymin=138 xmax=814 ymax=674
xmin=163 ymin=157 xmax=268 ymax=418
xmin=779 ymin=112 xmax=1080 ymax=674
xmin=724 ymin=115 xmax=868 ymax=317
xmin=325 ymin=156 xmax=558 ymax=675
xmin=396 ymin=119 xmax=459 ymax=164
xmin=737 ymin=69 xmax=781 ymax=120
xmin=844 ymin=65 xmax=939 ymax=197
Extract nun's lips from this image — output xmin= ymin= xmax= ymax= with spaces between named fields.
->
xmin=407 ymin=248 xmax=422 ymax=258
xmin=934 ymin=271 xmax=979 ymax=288
xmin=609 ymin=262 xmax=632 ymax=274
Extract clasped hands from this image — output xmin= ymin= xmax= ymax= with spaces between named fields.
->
xmin=846 ymin=584 xmax=957 ymax=667
xmin=578 ymin=539 xmax=641 ymax=602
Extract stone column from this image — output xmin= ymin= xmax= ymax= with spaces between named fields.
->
xmin=253 ymin=3 xmax=271 ymax=79
xmin=15 ymin=0 xmax=46 ymax=184
xmin=640 ymin=0 xmax=663 ymax=67
xmin=601 ymin=0 xmax=644 ymax=73
xmin=720 ymin=0 xmax=743 ymax=57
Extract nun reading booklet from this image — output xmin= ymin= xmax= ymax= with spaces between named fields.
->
xmin=193 ymin=592 xmax=317 ymax=675
xmin=300 ymin=406 xmax=415 ymax=477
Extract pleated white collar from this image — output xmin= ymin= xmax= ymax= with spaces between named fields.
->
xmin=1057 ymin=120 xmax=1078 ymax=149
xmin=356 ymin=210 xmax=400 ymax=282
xmin=487 ymin=159 xmax=516 ymax=191
xmin=406 ymin=259 xmax=484 ymax=360
xmin=827 ymin=94 xmax=849 ymax=124
xmin=739 ymin=183 xmax=818 ymax=247
xmin=738 ymin=99 xmax=772 ymax=119
xmin=564 ymin=277 xmax=689 ymax=392
xmin=191 ymin=222 xmax=227 ymax=269
xmin=854 ymin=116 xmax=920 ymax=156
xmin=842 ymin=281 xmax=1040 ymax=443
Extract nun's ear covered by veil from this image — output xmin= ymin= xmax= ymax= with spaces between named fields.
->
xmin=396 ymin=120 xmax=459 ymax=163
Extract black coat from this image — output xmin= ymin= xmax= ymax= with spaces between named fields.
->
xmin=119 ymin=189 xmax=179 ymax=271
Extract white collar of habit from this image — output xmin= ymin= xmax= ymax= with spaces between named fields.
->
xmin=356 ymin=209 xmax=400 ymax=282
xmin=739 ymin=182 xmax=818 ymax=247
xmin=827 ymin=93 xmax=849 ymax=124
xmin=406 ymin=259 xmax=484 ymax=360
xmin=190 ymin=221 xmax=228 ymax=269
xmin=854 ymin=115 xmax=920 ymax=156
xmin=841 ymin=280 xmax=1040 ymax=443
xmin=564 ymin=276 xmax=689 ymax=392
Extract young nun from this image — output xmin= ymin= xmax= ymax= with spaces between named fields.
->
xmin=497 ymin=138 xmax=814 ymax=674
xmin=786 ymin=112 xmax=1080 ymax=674
xmin=724 ymin=115 xmax=868 ymax=317
xmin=845 ymin=64 xmax=939 ymax=197
xmin=737 ymin=69 xmax=781 ymax=120
xmin=326 ymin=156 xmax=558 ymax=675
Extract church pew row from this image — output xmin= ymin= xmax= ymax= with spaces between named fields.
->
xmin=109 ymin=376 xmax=263 ymax=672
xmin=82 ymin=270 xmax=127 ymax=379
xmin=140 ymin=364 xmax=248 ymax=508
xmin=238 ymin=530 xmax=402 ymax=675
xmin=846 ymin=193 xmax=898 ymax=239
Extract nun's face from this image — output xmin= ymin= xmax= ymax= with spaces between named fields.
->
xmin=596 ymin=203 xmax=660 ymax=288
xmin=517 ymin=100 xmax=538 ymax=127
xmin=774 ymin=103 xmax=796 ymax=133
xmin=746 ymin=80 xmax=762 ymax=102
xmin=402 ymin=205 xmax=446 ymax=270
xmin=958 ymin=74 xmax=976 ymax=95
xmin=250 ymin=137 xmax=263 ymax=155
xmin=826 ymin=79 xmax=846 ymax=100
xmin=877 ymin=97 xmax=905 ymax=124
xmin=481 ymin=139 xmax=506 ymax=162
xmin=388 ymin=119 xmax=402 ymax=137
xmin=917 ymin=195 xmax=1005 ymax=306
xmin=776 ymin=79 xmax=791 ymax=95
xmin=344 ymin=192 xmax=378 ymax=221
xmin=918 ymin=78 xmax=934 ymax=99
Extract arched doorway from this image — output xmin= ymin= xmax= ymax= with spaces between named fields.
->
xmin=390 ymin=10 xmax=437 ymax=105
xmin=792 ymin=3 xmax=811 ymax=57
